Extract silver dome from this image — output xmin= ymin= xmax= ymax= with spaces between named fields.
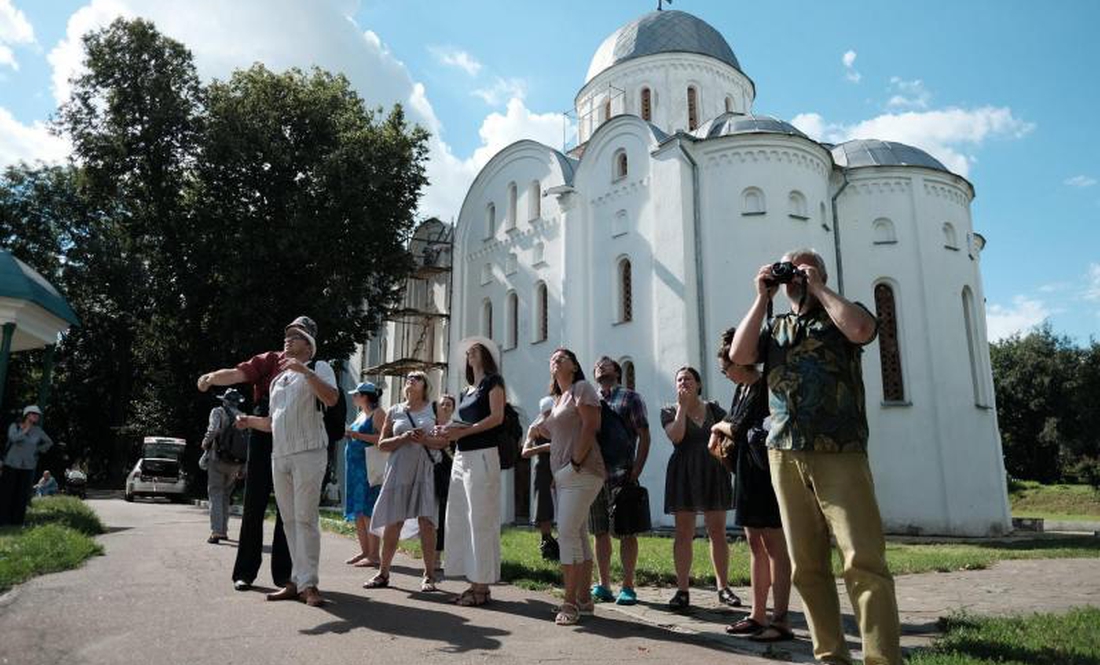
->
xmin=830 ymin=139 xmax=950 ymax=174
xmin=693 ymin=113 xmax=807 ymax=140
xmin=586 ymin=10 xmax=742 ymax=83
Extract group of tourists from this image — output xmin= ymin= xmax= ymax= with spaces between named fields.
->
xmin=194 ymin=246 xmax=902 ymax=665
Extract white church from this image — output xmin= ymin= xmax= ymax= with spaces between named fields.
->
xmin=438 ymin=9 xmax=1011 ymax=536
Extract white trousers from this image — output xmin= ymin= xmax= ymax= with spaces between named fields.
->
xmin=445 ymin=447 xmax=501 ymax=584
xmin=553 ymin=465 xmax=604 ymax=565
xmin=272 ymin=447 xmax=327 ymax=590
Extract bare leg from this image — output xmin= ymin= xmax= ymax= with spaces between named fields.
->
xmin=745 ymin=527 xmax=772 ymax=624
xmin=355 ymin=515 xmax=370 ymax=557
xmin=763 ymin=527 xmax=792 ymax=618
xmin=538 ymin=520 xmax=554 ymax=537
xmin=379 ymin=523 xmax=401 ymax=578
xmin=704 ymin=510 xmax=730 ymax=590
xmin=561 ymin=562 xmax=577 ymax=605
xmin=673 ymin=512 xmax=696 ymax=590
xmin=594 ymin=533 xmax=613 ymax=588
xmin=418 ymin=517 xmax=437 ymax=579
xmin=620 ymin=535 xmax=638 ymax=589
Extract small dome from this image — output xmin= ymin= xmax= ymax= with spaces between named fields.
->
xmin=830 ymin=139 xmax=950 ymax=174
xmin=693 ymin=113 xmax=807 ymax=140
xmin=586 ymin=10 xmax=742 ymax=83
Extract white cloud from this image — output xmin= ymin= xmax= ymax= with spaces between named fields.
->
xmin=0 ymin=107 xmax=71 ymax=169
xmin=46 ymin=0 xmax=566 ymax=220
xmin=1064 ymin=175 xmax=1097 ymax=188
xmin=792 ymin=106 xmax=1033 ymax=178
xmin=0 ymin=0 xmax=35 ymax=70
xmin=842 ymin=49 xmax=860 ymax=83
xmin=886 ymin=77 xmax=931 ymax=110
xmin=429 ymin=45 xmax=481 ymax=76
xmin=472 ymin=76 xmax=527 ymax=106
xmin=1085 ymin=263 xmax=1100 ymax=303
xmin=985 ymin=296 xmax=1051 ymax=342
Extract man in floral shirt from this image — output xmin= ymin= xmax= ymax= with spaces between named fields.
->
xmin=729 ymin=248 xmax=900 ymax=665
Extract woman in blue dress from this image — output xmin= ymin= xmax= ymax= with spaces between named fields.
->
xmin=344 ymin=382 xmax=385 ymax=567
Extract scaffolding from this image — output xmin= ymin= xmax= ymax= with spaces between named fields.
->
xmin=565 ymin=82 xmax=625 ymax=154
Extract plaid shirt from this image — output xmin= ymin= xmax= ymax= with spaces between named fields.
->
xmin=600 ymin=385 xmax=649 ymax=480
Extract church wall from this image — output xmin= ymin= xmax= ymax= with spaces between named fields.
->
xmin=577 ymin=53 xmax=754 ymax=142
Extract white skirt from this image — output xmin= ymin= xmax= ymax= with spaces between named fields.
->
xmin=444 ymin=447 xmax=501 ymax=584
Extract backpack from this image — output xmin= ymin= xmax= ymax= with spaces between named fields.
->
xmin=308 ymin=360 xmax=348 ymax=445
xmin=596 ymin=401 xmax=635 ymax=471
xmin=215 ymin=406 xmax=250 ymax=464
xmin=496 ymin=403 xmax=523 ymax=470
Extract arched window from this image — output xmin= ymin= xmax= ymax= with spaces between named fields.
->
xmin=943 ymin=222 xmax=959 ymax=249
xmin=621 ymin=358 xmax=636 ymax=391
xmin=874 ymin=283 xmax=905 ymax=402
xmin=506 ymin=291 xmax=518 ymax=350
xmin=506 ymin=182 xmax=517 ymax=230
xmin=485 ymin=203 xmax=495 ymax=239
xmin=687 ymin=86 xmax=699 ymax=130
xmin=481 ymin=298 xmax=493 ymax=340
xmin=962 ymin=286 xmax=988 ymax=406
xmin=742 ymin=187 xmax=765 ymax=215
xmin=788 ymin=190 xmax=808 ymax=219
xmin=527 ymin=180 xmax=541 ymax=221
xmin=640 ymin=87 xmax=652 ymax=121
xmin=873 ymin=218 xmax=897 ymax=244
xmin=534 ymin=281 xmax=548 ymax=343
xmin=724 ymin=96 xmax=734 ymax=113
xmin=617 ymin=257 xmax=633 ymax=323
xmin=603 ymin=98 xmax=611 ymax=123
xmin=613 ymin=149 xmax=628 ymax=181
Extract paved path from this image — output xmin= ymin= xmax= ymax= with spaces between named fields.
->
xmin=1 ymin=499 xmax=1097 ymax=664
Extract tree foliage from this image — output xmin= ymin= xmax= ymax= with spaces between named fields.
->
xmin=990 ymin=324 xmax=1100 ymax=486
xmin=0 ymin=18 xmax=429 ymax=484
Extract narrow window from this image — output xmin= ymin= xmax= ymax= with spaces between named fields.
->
xmin=944 ymin=222 xmax=959 ymax=249
xmin=788 ymin=190 xmax=808 ymax=219
xmin=603 ymin=98 xmax=611 ymax=123
xmin=613 ymin=149 xmax=628 ymax=180
xmin=506 ymin=182 xmax=517 ymax=230
xmin=687 ymin=86 xmax=699 ymax=130
xmin=640 ymin=87 xmax=652 ymax=121
xmin=873 ymin=218 xmax=897 ymax=244
xmin=535 ymin=281 xmax=548 ymax=342
xmin=528 ymin=180 xmax=541 ymax=221
xmin=724 ymin=96 xmax=733 ymax=113
xmin=962 ymin=287 xmax=987 ymax=406
xmin=506 ymin=291 xmax=518 ymax=350
xmin=482 ymin=299 xmax=493 ymax=340
xmin=622 ymin=359 xmax=636 ymax=391
xmin=618 ymin=258 xmax=633 ymax=323
xmin=874 ymin=283 xmax=905 ymax=402
xmin=485 ymin=203 xmax=495 ymax=239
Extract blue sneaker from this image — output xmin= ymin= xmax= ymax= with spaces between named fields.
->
xmin=616 ymin=587 xmax=638 ymax=605
xmin=591 ymin=584 xmax=615 ymax=602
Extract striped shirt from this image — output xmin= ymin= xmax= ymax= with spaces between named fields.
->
xmin=269 ymin=361 xmax=336 ymax=458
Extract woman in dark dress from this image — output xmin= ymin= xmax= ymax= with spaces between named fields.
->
xmin=711 ymin=328 xmax=792 ymax=642
xmin=661 ymin=366 xmax=738 ymax=610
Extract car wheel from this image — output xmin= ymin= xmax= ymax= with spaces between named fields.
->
xmin=124 ymin=490 xmax=134 ymax=502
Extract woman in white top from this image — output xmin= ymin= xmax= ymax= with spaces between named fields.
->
xmin=364 ymin=371 xmax=449 ymax=592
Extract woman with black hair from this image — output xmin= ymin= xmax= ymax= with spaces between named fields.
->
xmin=662 ymin=366 xmax=735 ymax=610
xmin=343 ymin=382 xmax=385 ymax=568
xmin=531 ymin=348 xmax=605 ymax=625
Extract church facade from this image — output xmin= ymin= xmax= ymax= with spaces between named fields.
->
xmin=447 ymin=10 xmax=1011 ymax=536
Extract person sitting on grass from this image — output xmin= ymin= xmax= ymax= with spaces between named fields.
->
xmin=34 ymin=470 xmax=58 ymax=497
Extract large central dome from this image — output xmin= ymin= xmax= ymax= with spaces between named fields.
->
xmin=585 ymin=10 xmax=742 ymax=83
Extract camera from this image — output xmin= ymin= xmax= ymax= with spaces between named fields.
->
xmin=765 ymin=261 xmax=805 ymax=286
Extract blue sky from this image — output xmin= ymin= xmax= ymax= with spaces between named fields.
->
xmin=1 ymin=0 xmax=1097 ymax=343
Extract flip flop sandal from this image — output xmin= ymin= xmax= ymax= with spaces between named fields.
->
xmin=345 ymin=553 xmax=366 ymax=565
xmin=726 ymin=618 xmax=767 ymax=635
xmin=353 ymin=559 xmax=381 ymax=568
xmin=363 ymin=574 xmax=389 ymax=589
xmin=749 ymin=624 xmax=795 ymax=642
xmin=555 ymin=602 xmax=580 ymax=625
xmin=456 ymin=589 xmax=490 ymax=606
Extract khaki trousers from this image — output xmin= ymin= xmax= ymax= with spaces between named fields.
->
xmin=768 ymin=449 xmax=901 ymax=665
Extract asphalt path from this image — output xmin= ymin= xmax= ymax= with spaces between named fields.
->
xmin=0 ymin=498 xmax=785 ymax=665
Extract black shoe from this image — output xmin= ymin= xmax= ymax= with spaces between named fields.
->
xmin=718 ymin=587 xmax=742 ymax=607
xmin=668 ymin=589 xmax=690 ymax=610
xmin=233 ymin=580 xmax=252 ymax=591
xmin=539 ymin=536 xmax=560 ymax=562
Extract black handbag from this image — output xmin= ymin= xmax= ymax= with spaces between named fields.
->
xmin=610 ymin=482 xmax=652 ymax=536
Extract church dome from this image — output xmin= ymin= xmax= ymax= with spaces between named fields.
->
xmin=585 ymin=10 xmax=743 ymax=83
xmin=830 ymin=139 xmax=950 ymax=174
xmin=693 ymin=113 xmax=807 ymax=140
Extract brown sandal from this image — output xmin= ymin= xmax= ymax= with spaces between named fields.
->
xmin=455 ymin=589 xmax=490 ymax=606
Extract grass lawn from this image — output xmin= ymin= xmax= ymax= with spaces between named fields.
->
xmin=1009 ymin=481 xmax=1100 ymax=522
xmin=317 ymin=511 xmax=1099 ymax=591
xmin=909 ymin=607 xmax=1100 ymax=664
xmin=0 ymin=495 xmax=105 ymax=593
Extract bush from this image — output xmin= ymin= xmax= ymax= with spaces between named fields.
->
xmin=25 ymin=495 xmax=106 ymax=536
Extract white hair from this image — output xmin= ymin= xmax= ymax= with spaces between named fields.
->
xmin=783 ymin=247 xmax=828 ymax=282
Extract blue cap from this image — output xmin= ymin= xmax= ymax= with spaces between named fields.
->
xmin=348 ymin=381 xmax=380 ymax=396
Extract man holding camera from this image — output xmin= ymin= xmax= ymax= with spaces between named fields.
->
xmin=729 ymin=249 xmax=900 ymax=665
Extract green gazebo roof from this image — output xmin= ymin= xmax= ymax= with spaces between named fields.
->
xmin=0 ymin=249 xmax=80 ymax=327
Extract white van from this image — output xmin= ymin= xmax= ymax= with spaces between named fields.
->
xmin=124 ymin=437 xmax=189 ymax=503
